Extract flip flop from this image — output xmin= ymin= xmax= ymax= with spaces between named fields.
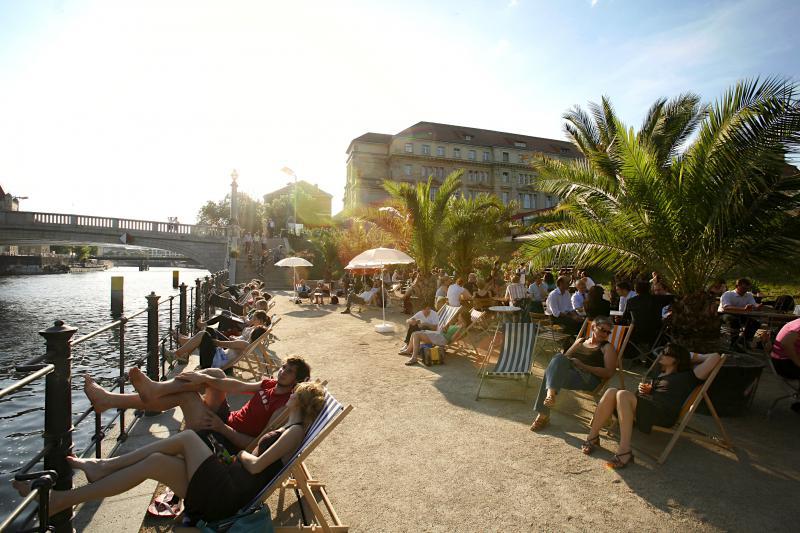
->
xmin=147 ymin=489 xmax=182 ymax=518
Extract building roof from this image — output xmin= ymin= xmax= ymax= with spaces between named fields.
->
xmin=263 ymin=179 xmax=333 ymax=200
xmin=347 ymin=121 xmax=579 ymax=157
xmin=396 ymin=121 xmax=579 ymax=156
xmin=0 ymin=185 xmax=5 ymax=196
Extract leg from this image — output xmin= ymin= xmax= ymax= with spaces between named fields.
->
xmin=587 ymin=388 xmax=619 ymax=440
xmin=175 ymin=331 xmax=205 ymax=357
xmin=404 ymin=323 xmax=421 ymax=344
xmin=128 ymin=367 xmax=203 ymax=404
xmin=533 ymin=354 xmax=572 ymax=415
xmin=614 ymin=389 xmax=638 ymax=455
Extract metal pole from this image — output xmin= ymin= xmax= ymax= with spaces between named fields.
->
xmin=179 ymin=283 xmax=187 ymax=335
xmin=145 ymin=292 xmax=160 ymax=382
xmin=203 ymin=275 xmax=211 ymax=318
xmin=38 ymin=320 xmax=77 ymax=533
xmin=194 ymin=278 xmax=202 ymax=328
xmin=118 ymin=317 xmax=127 ymax=441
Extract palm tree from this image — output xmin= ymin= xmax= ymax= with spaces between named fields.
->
xmin=521 ymin=78 xmax=800 ymax=348
xmin=446 ymin=194 xmax=513 ymax=279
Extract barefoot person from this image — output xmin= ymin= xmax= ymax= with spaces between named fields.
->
xmin=581 ymin=345 xmax=720 ymax=469
xmin=83 ymin=357 xmax=311 ymax=454
xmin=14 ymin=382 xmax=326 ymax=524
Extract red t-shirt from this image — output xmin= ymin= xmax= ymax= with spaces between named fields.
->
xmin=226 ymin=379 xmax=291 ymax=436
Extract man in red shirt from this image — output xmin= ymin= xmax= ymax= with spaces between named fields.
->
xmin=83 ymin=356 xmax=311 ymax=453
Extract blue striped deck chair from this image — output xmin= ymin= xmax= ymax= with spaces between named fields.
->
xmin=437 ymin=304 xmax=462 ymax=333
xmin=475 ymin=322 xmax=537 ymax=401
xmin=202 ymin=389 xmax=353 ymax=533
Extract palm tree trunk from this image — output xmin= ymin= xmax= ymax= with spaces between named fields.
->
xmin=670 ymin=291 xmax=721 ymax=352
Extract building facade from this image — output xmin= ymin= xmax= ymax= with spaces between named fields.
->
xmin=263 ymin=180 xmax=333 ymax=226
xmin=344 ymin=121 xmax=580 ymax=213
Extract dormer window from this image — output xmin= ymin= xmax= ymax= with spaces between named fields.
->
xmin=464 ymin=134 xmax=473 ymax=141
xmin=514 ymin=141 xmax=527 ymax=148
xmin=559 ymin=147 xmax=570 ymax=154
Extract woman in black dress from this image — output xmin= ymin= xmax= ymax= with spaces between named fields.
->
xmin=580 ymin=344 xmax=720 ymax=469
xmin=13 ymin=382 xmax=326 ymax=522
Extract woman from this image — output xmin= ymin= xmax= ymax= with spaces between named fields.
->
xmin=584 ymin=285 xmax=611 ymax=319
xmin=434 ymin=276 xmax=450 ymax=310
xmin=581 ymin=345 xmax=720 ymax=468
xmin=530 ymin=317 xmax=618 ymax=431
xmin=402 ymin=313 xmax=468 ymax=366
xmin=13 ymin=382 xmax=326 ymax=522
xmin=543 ymin=271 xmax=556 ymax=293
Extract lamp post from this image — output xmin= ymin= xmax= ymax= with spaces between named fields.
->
xmin=229 ymin=169 xmax=239 ymax=283
xmin=281 ymin=166 xmax=297 ymax=235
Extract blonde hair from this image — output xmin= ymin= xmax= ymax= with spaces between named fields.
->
xmin=293 ymin=381 xmax=326 ymax=427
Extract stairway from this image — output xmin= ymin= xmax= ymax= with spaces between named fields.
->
xmin=234 ymin=237 xmax=293 ymax=288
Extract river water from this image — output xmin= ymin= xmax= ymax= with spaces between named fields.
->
xmin=0 ymin=266 xmax=210 ymax=519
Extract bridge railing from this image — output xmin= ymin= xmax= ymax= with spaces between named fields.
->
xmin=0 ymin=270 xmax=228 ymax=532
xmin=1 ymin=210 xmax=227 ymax=239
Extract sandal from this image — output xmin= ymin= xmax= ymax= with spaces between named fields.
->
xmin=529 ymin=415 xmax=550 ymax=432
xmin=543 ymin=395 xmax=556 ymax=408
xmin=606 ymin=451 xmax=635 ymax=470
xmin=581 ymin=435 xmax=601 ymax=455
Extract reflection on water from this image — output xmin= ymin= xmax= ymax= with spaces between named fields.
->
xmin=0 ymin=266 xmax=210 ymax=517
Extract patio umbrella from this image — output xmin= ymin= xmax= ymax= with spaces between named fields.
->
xmin=345 ymin=247 xmax=414 ymax=332
xmin=275 ymin=256 xmax=313 ymax=302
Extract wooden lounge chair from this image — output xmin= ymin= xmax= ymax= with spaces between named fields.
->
xmin=231 ymin=320 xmax=283 ymax=378
xmin=436 ymin=304 xmax=462 ymax=333
xmin=197 ymin=388 xmax=353 ymax=532
xmin=648 ymin=354 xmax=733 ymax=464
xmin=475 ymin=322 xmax=537 ymax=401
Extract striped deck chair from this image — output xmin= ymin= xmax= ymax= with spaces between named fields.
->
xmin=475 ymin=322 xmax=537 ymax=401
xmin=200 ymin=389 xmax=353 ymax=532
xmin=437 ymin=304 xmax=462 ymax=333
xmin=648 ymin=354 xmax=732 ymax=464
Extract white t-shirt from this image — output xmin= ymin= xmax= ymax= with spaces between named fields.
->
xmin=447 ymin=284 xmax=468 ymax=307
xmin=411 ymin=309 xmax=439 ymax=328
xmin=718 ymin=290 xmax=757 ymax=312
xmin=527 ymin=282 xmax=547 ymax=302
xmin=359 ymin=287 xmax=379 ymax=302
xmin=583 ymin=276 xmax=595 ymax=289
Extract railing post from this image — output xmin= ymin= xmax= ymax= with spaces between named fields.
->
xmin=203 ymin=276 xmax=211 ymax=319
xmin=118 ymin=316 xmax=127 ymax=442
xmin=39 ymin=320 xmax=77 ymax=533
xmin=194 ymin=278 xmax=203 ymax=327
xmin=146 ymin=292 xmax=160 ymax=382
xmin=179 ymin=283 xmax=188 ymax=334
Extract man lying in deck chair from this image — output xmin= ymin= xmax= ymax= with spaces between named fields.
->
xmin=82 ymin=357 xmax=311 ymax=456
xmin=580 ymin=344 xmax=720 ymax=469
xmin=14 ymin=381 xmax=327 ymax=526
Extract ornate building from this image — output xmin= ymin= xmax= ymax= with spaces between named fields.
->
xmin=344 ymin=121 xmax=579 ymax=213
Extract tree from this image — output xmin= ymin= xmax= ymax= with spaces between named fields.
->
xmin=521 ymin=78 xmax=800 ymax=347
xmin=196 ymin=196 xmax=230 ymax=227
xmin=197 ymin=192 xmax=265 ymax=234
xmin=445 ymin=194 xmax=513 ymax=279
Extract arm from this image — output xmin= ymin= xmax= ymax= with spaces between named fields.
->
xmin=238 ymin=425 xmax=304 ymax=474
xmin=572 ymin=344 xmax=617 ymax=379
xmin=779 ymin=332 xmax=800 ymax=366
xmin=205 ymin=413 xmax=262 ymax=452
xmin=691 ymin=352 xmax=722 ymax=380
xmin=215 ymin=338 xmax=250 ymax=351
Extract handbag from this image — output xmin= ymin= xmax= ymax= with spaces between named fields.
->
xmin=196 ymin=504 xmax=274 ymax=532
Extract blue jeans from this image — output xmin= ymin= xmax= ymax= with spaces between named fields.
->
xmin=533 ymin=353 xmax=601 ymax=415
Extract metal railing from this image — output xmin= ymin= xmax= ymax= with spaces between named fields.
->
xmin=0 ymin=270 xmax=228 ymax=533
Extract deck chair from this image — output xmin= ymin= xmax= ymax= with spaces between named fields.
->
xmin=437 ymin=304 xmax=462 ymax=333
xmin=201 ymin=388 xmax=353 ymax=533
xmin=530 ymin=312 xmax=571 ymax=363
xmin=475 ymin=322 xmax=537 ymax=401
xmin=649 ymin=354 xmax=733 ymax=464
xmin=232 ymin=324 xmax=283 ymax=378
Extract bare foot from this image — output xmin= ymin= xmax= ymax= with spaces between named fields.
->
xmin=12 ymin=479 xmax=32 ymax=498
xmin=83 ymin=375 xmax=113 ymax=413
xmin=12 ymin=479 xmax=67 ymax=516
xmin=128 ymin=367 xmax=155 ymax=404
xmin=67 ymin=456 xmax=107 ymax=483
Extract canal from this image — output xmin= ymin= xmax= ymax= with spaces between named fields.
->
xmin=0 ymin=266 xmax=210 ymax=517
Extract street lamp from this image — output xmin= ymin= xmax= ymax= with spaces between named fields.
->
xmin=280 ymin=166 xmax=297 ymax=235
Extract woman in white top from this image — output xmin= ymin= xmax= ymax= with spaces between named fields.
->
xmin=399 ymin=305 xmax=440 ymax=353
xmin=446 ymin=278 xmax=472 ymax=307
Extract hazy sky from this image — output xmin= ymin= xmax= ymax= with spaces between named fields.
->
xmin=1 ymin=0 xmax=798 ymax=222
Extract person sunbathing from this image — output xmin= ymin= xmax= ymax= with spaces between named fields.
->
xmin=83 ymin=357 xmax=311 ymax=455
xmin=530 ymin=316 xmax=618 ymax=431
xmin=581 ymin=345 xmax=720 ymax=469
xmin=13 ymin=382 xmax=326 ymax=524
xmin=402 ymin=313 xmax=468 ymax=366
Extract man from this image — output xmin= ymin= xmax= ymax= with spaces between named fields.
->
xmin=447 ymin=278 xmax=472 ymax=307
xmin=83 ymin=357 xmax=311 ymax=454
xmin=341 ymin=281 xmax=381 ymax=314
xmin=464 ymin=273 xmax=479 ymax=294
xmin=504 ymin=274 xmax=527 ymax=307
xmin=615 ymin=281 xmax=637 ymax=314
xmin=399 ymin=304 xmax=439 ymax=353
xmin=545 ymin=276 xmax=582 ymax=334
xmin=623 ymin=281 xmax=674 ymax=356
xmin=571 ymin=279 xmax=588 ymax=314
xmin=718 ymin=278 xmax=762 ymax=348
xmin=527 ymin=274 xmax=548 ymax=313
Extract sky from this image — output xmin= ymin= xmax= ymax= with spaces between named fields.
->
xmin=0 ymin=0 xmax=798 ymax=223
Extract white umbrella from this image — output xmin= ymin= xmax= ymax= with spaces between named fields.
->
xmin=345 ymin=247 xmax=414 ymax=332
xmin=275 ymin=257 xmax=313 ymax=301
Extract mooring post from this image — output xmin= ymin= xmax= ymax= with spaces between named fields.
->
xmin=39 ymin=320 xmax=77 ymax=533
xmin=194 ymin=278 xmax=203 ymax=328
xmin=172 ymin=270 xmax=179 ymax=289
xmin=179 ymin=282 xmax=188 ymax=335
xmin=145 ymin=292 xmax=160 ymax=382
xmin=110 ymin=276 xmax=123 ymax=316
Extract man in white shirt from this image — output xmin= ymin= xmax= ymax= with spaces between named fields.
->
xmin=446 ymin=278 xmax=472 ymax=307
xmin=615 ymin=281 xmax=637 ymax=314
xmin=546 ymin=276 xmax=582 ymax=334
xmin=399 ymin=305 xmax=440 ymax=353
xmin=341 ymin=282 xmax=381 ymax=314
xmin=719 ymin=278 xmax=762 ymax=347
xmin=527 ymin=275 xmax=547 ymax=313
xmin=572 ymin=279 xmax=588 ymax=314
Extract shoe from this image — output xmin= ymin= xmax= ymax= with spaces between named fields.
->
xmin=581 ymin=435 xmax=601 ymax=455
xmin=398 ymin=350 xmax=411 ymax=356
xmin=606 ymin=451 xmax=634 ymax=469
xmin=529 ymin=414 xmax=550 ymax=431
xmin=340 ymin=309 xmax=351 ymax=314
xmin=404 ymin=359 xmax=419 ymax=366
xmin=543 ymin=395 xmax=556 ymax=408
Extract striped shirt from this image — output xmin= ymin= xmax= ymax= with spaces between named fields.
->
xmin=505 ymin=283 xmax=527 ymax=302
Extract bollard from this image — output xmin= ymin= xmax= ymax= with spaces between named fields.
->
xmin=111 ymin=276 xmax=124 ymax=316
xmin=179 ymin=283 xmax=188 ymax=335
xmin=145 ymin=292 xmax=160 ymax=383
xmin=39 ymin=320 xmax=77 ymax=533
xmin=194 ymin=278 xmax=203 ymax=329
xmin=172 ymin=270 xmax=179 ymax=289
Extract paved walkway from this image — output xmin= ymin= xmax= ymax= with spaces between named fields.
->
xmin=81 ymin=292 xmax=800 ymax=532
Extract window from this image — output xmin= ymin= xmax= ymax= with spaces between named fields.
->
xmin=559 ymin=147 xmax=570 ymax=154
xmin=422 ymin=144 xmax=431 ymax=155
xmin=468 ymin=150 xmax=476 ymax=161
xmin=501 ymin=192 xmax=509 ymax=205
xmin=514 ymin=141 xmax=527 ymax=148
xmin=453 ymin=148 xmax=461 ymax=158
xmin=482 ymin=151 xmax=490 ymax=162
xmin=464 ymin=134 xmax=473 ymax=141
xmin=436 ymin=146 xmax=445 ymax=157
xmin=518 ymin=154 xmax=526 ymax=163
xmin=403 ymin=164 xmax=412 ymax=176
xmin=430 ymin=186 xmax=439 ymax=200
xmin=502 ymin=172 xmax=509 ymax=184
xmin=518 ymin=173 xmax=533 ymax=185
xmin=502 ymin=152 xmax=509 ymax=162
xmin=546 ymin=195 xmax=555 ymax=207
xmin=532 ymin=193 xmax=539 ymax=207
xmin=519 ymin=194 xmax=530 ymax=209
xmin=404 ymin=143 xmax=413 ymax=153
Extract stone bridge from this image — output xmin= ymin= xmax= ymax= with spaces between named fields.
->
xmin=0 ymin=210 xmax=229 ymax=272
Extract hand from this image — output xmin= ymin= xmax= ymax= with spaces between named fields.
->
xmin=196 ymin=408 xmax=225 ymax=432
xmin=638 ymin=382 xmax=653 ymax=395
xmin=569 ymin=357 xmax=584 ymax=370
xmin=745 ymin=304 xmax=755 ymax=311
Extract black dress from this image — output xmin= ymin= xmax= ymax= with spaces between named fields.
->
xmin=635 ymin=371 xmax=700 ymax=433
xmin=184 ymin=424 xmax=301 ymax=522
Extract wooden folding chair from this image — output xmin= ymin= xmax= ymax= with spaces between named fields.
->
xmin=648 ymin=354 xmax=733 ymax=464
xmin=231 ymin=325 xmax=282 ymax=379
xmin=529 ymin=312 xmax=571 ymax=364
xmin=475 ymin=322 xmax=537 ymax=401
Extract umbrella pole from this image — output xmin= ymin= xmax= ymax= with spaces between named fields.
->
xmin=381 ymin=266 xmax=386 ymax=325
